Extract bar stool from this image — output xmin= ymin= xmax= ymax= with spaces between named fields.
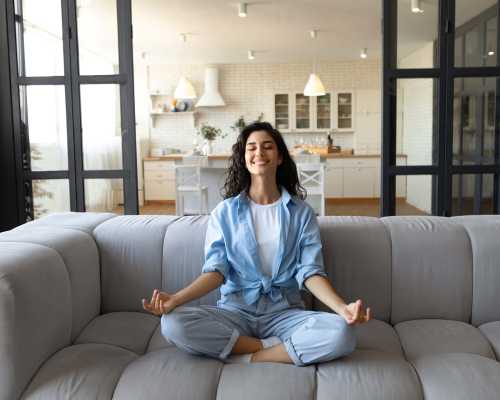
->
xmin=175 ymin=157 xmax=209 ymax=215
xmin=297 ymin=162 xmax=326 ymax=216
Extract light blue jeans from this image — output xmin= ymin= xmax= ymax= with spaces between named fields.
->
xmin=161 ymin=294 xmax=356 ymax=366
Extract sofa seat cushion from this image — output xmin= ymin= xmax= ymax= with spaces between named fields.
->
xmin=21 ymin=344 xmax=136 ymax=399
xmin=216 ymin=363 xmax=316 ymax=400
xmin=316 ymin=350 xmax=423 ymax=400
xmin=75 ymin=312 xmax=159 ymax=355
xmin=146 ymin=323 xmax=174 ymax=352
xmin=479 ymin=321 xmax=500 ymax=359
xmin=112 ymin=347 xmax=223 ymax=400
xmin=411 ymin=353 xmax=500 ymax=400
xmin=354 ymin=319 xmax=403 ymax=354
xmin=395 ymin=319 xmax=495 ymax=360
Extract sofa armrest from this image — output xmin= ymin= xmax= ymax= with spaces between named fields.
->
xmin=0 ymin=242 xmax=72 ymax=400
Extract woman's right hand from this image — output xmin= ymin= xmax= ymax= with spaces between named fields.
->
xmin=142 ymin=289 xmax=178 ymax=316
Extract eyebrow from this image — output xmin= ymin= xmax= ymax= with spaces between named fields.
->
xmin=246 ymin=140 xmax=274 ymax=146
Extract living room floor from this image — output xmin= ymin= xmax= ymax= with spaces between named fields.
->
xmin=114 ymin=199 xmax=428 ymax=217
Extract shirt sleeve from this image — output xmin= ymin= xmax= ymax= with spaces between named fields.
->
xmin=295 ymin=207 xmax=327 ymax=291
xmin=201 ymin=211 xmax=231 ymax=282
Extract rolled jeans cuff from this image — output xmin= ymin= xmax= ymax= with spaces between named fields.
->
xmin=219 ymin=328 xmax=240 ymax=360
xmin=284 ymin=337 xmax=305 ymax=366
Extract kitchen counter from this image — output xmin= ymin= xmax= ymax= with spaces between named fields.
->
xmin=144 ymin=153 xmax=407 ymax=161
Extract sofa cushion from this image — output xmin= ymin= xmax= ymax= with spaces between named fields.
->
xmin=316 ymin=350 xmax=423 ymax=400
xmin=479 ymin=321 xmax=500 ymax=360
xmin=75 ymin=312 xmax=159 ymax=355
xmin=316 ymin=217 xmax=392 ymax=322
xmin=93 ymin=215 xmax=178 ymax=313
xmin=146 ymin=324 xmax=174 ymax=353
xmin=112 ymin=347 xmax=222 ymax=400
xmin=0 ymin=242 xmax=72 ymax=400
xmin=452 ymin=216 xmax=500 ymax=326
xmin=13 ymin=211 xmax=116 ymax=234
xmin=21 ymin=344 xmax=136 ymax=400
xmin=410 ymin=353 xmax=500 ymax=400
xmin=216 ymin=363 xmax=316 ymax=400
xmin=0 ymin=226 xmax=100 ymax=341
xmin=381 ymin=216 xmax=473 ymax=324
xmin=162 ymin=215 xmax=219 ymax=306
xmin=354 ymin=319 xmax=403 ymax=354
xmin=395 ymin=319 xmax=495 ymax=360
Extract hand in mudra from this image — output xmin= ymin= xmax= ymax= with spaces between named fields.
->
xmin=142 ymin=289 xmax=177 ymax=316
xmin=341 ymin=299 xmax=371 ymax=325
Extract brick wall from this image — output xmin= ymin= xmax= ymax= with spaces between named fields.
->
xmin=134 ymin=59 xmax=383 ymax=155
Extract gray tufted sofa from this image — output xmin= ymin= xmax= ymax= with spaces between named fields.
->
xmin=1 ymin=212 xmax=500 ymax=400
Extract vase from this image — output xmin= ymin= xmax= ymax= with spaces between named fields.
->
xmin=202 ymin=140 xmax=213 ymax=155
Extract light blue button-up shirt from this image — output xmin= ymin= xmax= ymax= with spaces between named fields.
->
xmin=202 ymin=186 xmax=327 ymax=307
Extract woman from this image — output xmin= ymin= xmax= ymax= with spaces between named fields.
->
xmin=142 ymin=121 xmax=371 ymax=365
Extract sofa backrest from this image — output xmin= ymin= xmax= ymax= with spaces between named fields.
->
xmin=9 ymin=212 xmax=500 ymax=327
xmin=452 ymin=215 xmax=500 ymax=326
xmin=382 ymin=216 xmax=473 ymax=324
xmin=0 ymin=212 xmax=115 ymax=341
xmin=316 ymin=217 xmax=392 ymax=322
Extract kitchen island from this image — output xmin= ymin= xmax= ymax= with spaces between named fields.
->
xmin=143 ymin=152 xmax=407 ymax=213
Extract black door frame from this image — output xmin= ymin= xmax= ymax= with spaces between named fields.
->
xmin=382 ymin=0 xmax=500 ymax=216
xmin=3 ymin=0 xmax=138 ymax=225
xmin=0 ymin=0 xmax=19 ymax=231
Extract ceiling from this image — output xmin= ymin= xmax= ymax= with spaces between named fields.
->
xmin=73 ymin=0 xmax=497 ymax=65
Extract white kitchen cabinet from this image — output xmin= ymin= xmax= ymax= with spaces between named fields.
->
xmin=274 ymin=93 xmax=291 ymax=132
xmin=144 ymin=160 xmax=176 ymax=201
xmin=324 ymin=159 xmax=344 ymax=198
xmin=273 ymin=92 xmax=334 ymax=132
xmin=343 ymin=167 xmax=375 ymax=198
xmin=294 ymin=93 xmax=313 ymax=131
xmin=335 ymin=92 xmax=355 ymax=132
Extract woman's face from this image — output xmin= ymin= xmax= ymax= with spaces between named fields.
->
xmin=244 ymin=130 xmax=283 ymax=178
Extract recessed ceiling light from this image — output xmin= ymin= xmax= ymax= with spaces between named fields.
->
xmin=248 ymin=50 xmax=255 ymax=60
xmin=488 ymin=50 xmax=495 ymax=56
xmin=239 ymin=3 xmax=247 ymax=18
xmin=360 ymin=48 xmax=368 ymax=59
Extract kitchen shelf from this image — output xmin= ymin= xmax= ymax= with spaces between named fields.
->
xmin=150 ymin=111 xmax=196 ymax=116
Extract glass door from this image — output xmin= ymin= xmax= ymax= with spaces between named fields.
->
xmin=8 ymin=0 xmax=137 ymax=221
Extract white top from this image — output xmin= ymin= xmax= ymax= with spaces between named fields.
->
xmin=249 ymin=197 xmax=281 ymax=277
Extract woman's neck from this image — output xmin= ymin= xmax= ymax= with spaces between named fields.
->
xmin=248 ymin=177 xmax=281 ymax=205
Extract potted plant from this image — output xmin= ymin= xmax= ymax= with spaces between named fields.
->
xmin=197 ymin=123 xmax=226 ymax=155
xmin=230 ymin=113 xmax=264 ymax=134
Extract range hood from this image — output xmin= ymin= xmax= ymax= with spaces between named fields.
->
xmin=195 ymin=67 xmax=226 ymax=107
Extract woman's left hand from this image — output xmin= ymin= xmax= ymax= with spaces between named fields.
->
xmin=340 ymin=299 xmax=371 ymax=325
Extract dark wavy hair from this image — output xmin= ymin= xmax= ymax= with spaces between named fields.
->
xmin=222 ymin=121 xmax=306 ymax=200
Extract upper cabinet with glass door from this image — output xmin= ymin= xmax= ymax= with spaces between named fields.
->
xmin=295 ymin=93 xmax=312 ymax=131
xmin=274 ymin=92 xmax=336 ymax=132
xmin=316 ymin=94 xmax=332 ymax=130
xmin=335 ymin=92 xmax=354 ymax=131
xmin=274 ymin=94 xmax=291 ymax=132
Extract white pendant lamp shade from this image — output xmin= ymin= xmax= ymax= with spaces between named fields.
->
xmin=304 ymin=73 xmax=326 ymax=96
xmin=174 ymin=76 xmax=197 ymax=99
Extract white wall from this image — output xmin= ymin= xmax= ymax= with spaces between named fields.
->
xmin=134 ymin=59 xmax=383 ymax=155
xmin=399 ymin=42 xmax=435 ymax=213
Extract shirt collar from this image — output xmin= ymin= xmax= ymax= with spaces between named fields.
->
xmin=236 ymin=186 xmax=295 ymax=210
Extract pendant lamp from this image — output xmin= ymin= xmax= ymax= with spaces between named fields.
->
xmin=304 ymin=30 xmax=326 ymax=96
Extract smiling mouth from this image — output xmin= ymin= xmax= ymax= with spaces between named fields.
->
xmin=252 ymin=161 xmax=269 ymax=165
